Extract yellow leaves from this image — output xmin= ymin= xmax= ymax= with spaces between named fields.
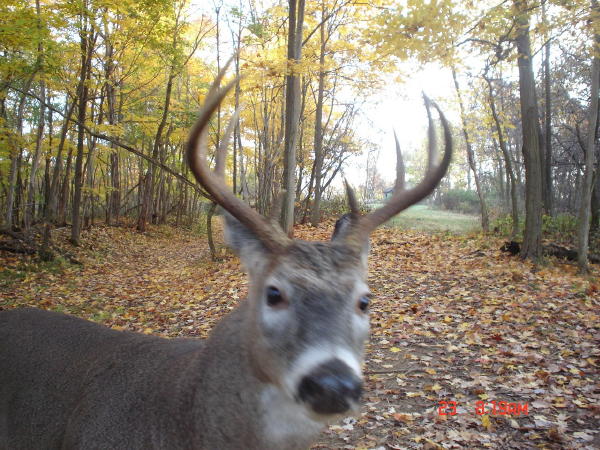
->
xmin=424 ymin=383 xmax=442 ymax=392
xmin=480 ymin=414 xmax=493 ymax=430
xmin=389 ymin=347 xmax=401 ymax=353
xmin=392 ymin=412 xmax=415 ymax=424
xmin=406 ymin=391 xmax=425 ymax=398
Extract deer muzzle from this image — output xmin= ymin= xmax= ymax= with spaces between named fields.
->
xmin=297 ymin=359 xmax=362 ymax=415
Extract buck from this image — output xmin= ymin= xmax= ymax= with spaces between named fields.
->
xmin=0 ymin=65 xmax=452 ymax=449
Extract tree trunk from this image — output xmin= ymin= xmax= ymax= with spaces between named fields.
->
xmin=484 ymin=73 xmax=519 ymax=238
xmin=514 ymin=0 xmax=544 ymax=261
xmin=281 ymin=0 xmax=305 ymax=234
xmin=71 ymin=12 xmax=94 ymax=245
xmin=24 ymin=0 xmax=46 ymax=231
xmin=592 ymin=172 xmax=600 ymax=233
xmin=24 ymin=81 xmax=46 ymax=231
xmin=48 ymin=100 xmax=75 ymax=223
xmin=207 ymin=202 xmax=218 ymax=261
xmin=104 ymin=24 xmax=121 ymax=226
xmin=138 ymin=74 xmax=174 ymax=232
xmin=542 ymin=0 xmax=553 ymax=215
xmin=310 ymin=6 xmax=326 ymax=226
xmin=452 ymin=68 xmax=489 ymax=232
xmin=577 ymin=0 xmax=599 ymax=272
xmin=5 ymin=76 xmax=35 ymax=229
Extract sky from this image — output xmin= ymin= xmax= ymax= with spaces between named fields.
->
xmin=347 ymin=61 xmax=460 ymax=186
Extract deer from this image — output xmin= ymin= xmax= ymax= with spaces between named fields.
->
xmin=0 ymin=63 xmax=452 ymax=450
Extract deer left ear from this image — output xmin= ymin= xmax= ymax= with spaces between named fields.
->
xmin=331 ymin=213 xmax=355 ymax=241
xmin=331 ymin=213 xmax=369 ymax=263
xmin=222 ymin=212 xmax=270 ymax=274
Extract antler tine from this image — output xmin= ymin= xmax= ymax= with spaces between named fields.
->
xmin=205 ymin=55 xmax=236 ymax=105
xmin=344 ymin=178 xmax=360 ymax=215
xmin=352 ymin=100 xmax=453 ymax=239
xmin=423 ymin=93 xmax=437 ymax=173
xmin=392 ymin=130 xmax=405 ymax=192
xmin=186 ymin=67 xmax=291 ymax=252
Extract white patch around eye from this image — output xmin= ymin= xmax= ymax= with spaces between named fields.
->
xmin=261 ymin=301 xmax=290 ymax=329
xmin=282 ymin=346 xmax=363 ymax=400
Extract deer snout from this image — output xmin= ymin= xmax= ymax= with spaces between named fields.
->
xmin=297 ymin=359 xmax=362 ymax=415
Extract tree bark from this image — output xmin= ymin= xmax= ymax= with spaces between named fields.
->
xmin=71 ymin=8 xmax=94 ymax=245
xmin=24 ymin=81 xmax=46 ymax=231
xmin=281 ymin=0 xmax=305 ymax=234
xmin=577 ymin=0 xmax=599 ymax=272
xmin=207 ymin=202 xmax=218 ymax=261
xmin=24 ymin=0 xmax=46 ymax=232
xmin=5 ymin=76 xmax=35 ymax=229
xmin=48 ymin=100 xmax=76 ymax=223
xmin=542 ymin=0 xmax=553 ymax=215
xmin=514 ymin=0 xmax=544 ymax=261
xmin=310 ymin=4 xmax=327 ymax=226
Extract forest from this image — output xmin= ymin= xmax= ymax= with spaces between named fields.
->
xmin=0 ymin=0 xmax=599 ymax=448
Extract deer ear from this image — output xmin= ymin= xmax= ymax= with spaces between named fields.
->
xmin=223 ymin=212 xmax=269 ymax=270
xmin=331 ymin=213 xmax=354 ymax=241
xmin=331 ymin=213 xmax=370 ymax=259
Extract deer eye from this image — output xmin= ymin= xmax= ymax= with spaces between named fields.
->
xmin=358 ymin=295 xmax=370 ymax=312
xmin=266 ymin=286 xmax=285 ymax=307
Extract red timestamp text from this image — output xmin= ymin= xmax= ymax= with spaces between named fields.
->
xmin=438 ymin=400 xmax=529 ymax=416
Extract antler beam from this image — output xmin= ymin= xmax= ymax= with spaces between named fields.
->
xmin=349 ymin=95 xmax=453 ymax=241
xmin=186 ymin=61 xmax=291 ymax=252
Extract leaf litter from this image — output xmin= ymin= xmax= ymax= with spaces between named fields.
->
xmin=0 ymin=220 xmax=599 ymax=449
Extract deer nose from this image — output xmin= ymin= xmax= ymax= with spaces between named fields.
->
xmin=297 ymin=359 xmax=362 ymax=415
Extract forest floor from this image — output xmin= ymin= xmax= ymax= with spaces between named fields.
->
xmin=1 ymin=220 xmax=599 ymax=449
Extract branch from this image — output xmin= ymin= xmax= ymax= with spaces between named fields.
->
xmin=8 ymin=84 xmax=210 ymax=199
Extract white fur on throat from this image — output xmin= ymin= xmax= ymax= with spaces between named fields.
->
xmin=260 ymin=385 xmax=324 ymax=448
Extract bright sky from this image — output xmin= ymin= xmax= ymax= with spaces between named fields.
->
xmin=348 ymin=61 xmax=460 ymax=186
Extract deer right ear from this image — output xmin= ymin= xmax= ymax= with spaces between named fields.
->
xmin=222 ymin=212 xmax=269 ymax=270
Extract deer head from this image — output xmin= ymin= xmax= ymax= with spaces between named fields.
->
xmin=185 ymin=62 xmax=452 ymax=422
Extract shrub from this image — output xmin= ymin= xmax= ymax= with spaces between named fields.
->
xmin=441 ymin=189 xmax=480 ymax=214
xmin=542 ymin=214 xmax=577 ymax=235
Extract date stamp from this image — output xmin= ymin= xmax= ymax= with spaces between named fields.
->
xmin=438 ymin=400 xmax=529 ymax=416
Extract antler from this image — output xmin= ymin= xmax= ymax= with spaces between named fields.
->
xmin=186 ymin=61 xmax=291 ymax=252
xmin=346 ymin=94 xmax=453 ymax=242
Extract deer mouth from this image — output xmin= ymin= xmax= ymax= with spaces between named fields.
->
xmin=297 ymin=359 xmax=363 ymax=416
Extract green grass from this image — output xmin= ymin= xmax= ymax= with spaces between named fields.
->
xmin=384 ymin=204 xmax=481 ymax=234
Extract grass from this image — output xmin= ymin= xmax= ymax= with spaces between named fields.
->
xmin=384 ymin=204 xmax=480 ymax=234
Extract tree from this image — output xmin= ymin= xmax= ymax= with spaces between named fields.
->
xmin=484 ymin=68 xmax=519 ymax=239
xmin=514 ymin=0 xmax=544 ymax=261
xmin=452 ymin=68 xmax=490 ymax=232
xmin=281 ymin=0 xmax=306 ymax=234
xmin=577 ymin=0 xmax=599 ymax=272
